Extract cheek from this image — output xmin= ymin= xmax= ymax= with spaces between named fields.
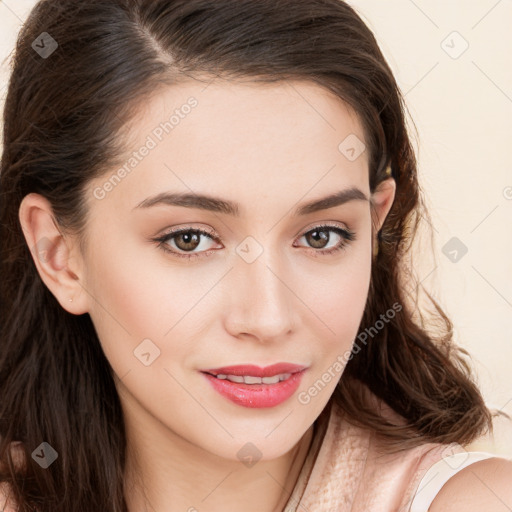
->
xmin=294 ymin=245 xmax=372 ymax=343
xmin=82 ymin=233 xmax=221 ymax=370
xmin=324 ymin=263 xmax=371 ymax=334
xmin=292 ymin=252 xmax=371 ymax=412
xmin=82 ymin=235 xmax=175 ymax=367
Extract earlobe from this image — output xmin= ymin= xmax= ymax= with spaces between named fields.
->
xmin=18 ymin=193 xmax=87 ymax=315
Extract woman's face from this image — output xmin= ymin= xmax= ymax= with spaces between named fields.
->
xmin=43 ymin=79 xmax=395 ymax=461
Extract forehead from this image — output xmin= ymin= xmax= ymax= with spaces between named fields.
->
xmin=88 ymin=78 xmax=370 ymax=216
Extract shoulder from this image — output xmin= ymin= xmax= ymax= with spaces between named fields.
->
xmin=429 ymin=456 xmax=512 ymax=511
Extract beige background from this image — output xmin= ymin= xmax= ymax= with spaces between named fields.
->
xmin=1 ymin=0 xmax=511 ymax=456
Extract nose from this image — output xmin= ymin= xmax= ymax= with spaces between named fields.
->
xmin=223 ymin=250 xmax=300 ymax=343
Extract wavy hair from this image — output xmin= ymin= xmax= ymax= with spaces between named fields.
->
xmin=0 ymin=0 xmax=495 ymax=510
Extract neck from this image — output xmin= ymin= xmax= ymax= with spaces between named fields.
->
xmin=123 ymin=422 xmax=315 ymax=512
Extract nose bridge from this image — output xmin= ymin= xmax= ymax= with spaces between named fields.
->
xmin=226 ymin=245 xmax=298 ymax=340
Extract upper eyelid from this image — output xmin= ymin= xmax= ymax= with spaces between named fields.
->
xmin=159 ymin=222 xmax=349 ymax=237
xmin=294 ymin=221 xmax=350 ymax=238
xmin=154 ymin=227 xmax=221 ymax=249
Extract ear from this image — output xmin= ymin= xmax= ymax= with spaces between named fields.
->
xmin=370 ymin=177 xmax=396 ymax=236
xmin=18 ymin=193 xmax=88 ymax=315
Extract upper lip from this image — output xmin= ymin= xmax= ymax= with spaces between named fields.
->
xmin=201 ymin=363 xmax=307 ymax=377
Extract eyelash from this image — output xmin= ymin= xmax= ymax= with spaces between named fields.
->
xmin=152 ymin=224 xmax=356 ymax=261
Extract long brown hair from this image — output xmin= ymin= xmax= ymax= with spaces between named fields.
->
xmin=0 ymin=0 xmax=495 ymax=510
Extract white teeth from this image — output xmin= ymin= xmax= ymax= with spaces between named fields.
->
xmin=244 ymin=375 xmax=263 ymax=384
xmin=214 ymin=373 xmax=292 ymax=384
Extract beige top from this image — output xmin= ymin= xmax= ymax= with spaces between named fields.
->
xmin=282 ymin=393 xmax=501 ymax=512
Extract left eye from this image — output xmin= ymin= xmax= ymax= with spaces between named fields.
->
xmin=152 ymin=224 xmax=356 ymax=260
xmin=294 ymin=224 xmax=355 ymax=253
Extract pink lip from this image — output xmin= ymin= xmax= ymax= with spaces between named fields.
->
xmin=200 ymin=364 xmax=308 ymax=409
xmin=201 ymin=363 xmax=307 ymax=377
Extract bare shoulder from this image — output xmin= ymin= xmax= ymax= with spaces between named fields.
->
xmin=429 ymin=456 xmax=512 ymax=511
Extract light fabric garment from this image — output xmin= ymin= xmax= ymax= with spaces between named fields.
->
xmin=282 ymin=391 xmax=505 ymax=512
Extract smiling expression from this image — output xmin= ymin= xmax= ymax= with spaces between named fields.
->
xmin=73 ymin=77 xmax=395 ymax=461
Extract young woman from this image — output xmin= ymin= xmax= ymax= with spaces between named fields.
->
xmin=1 ymin=0 xmax=511 ymax=511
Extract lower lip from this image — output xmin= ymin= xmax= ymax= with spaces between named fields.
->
xmin=201 ymin=370 xmax=306 ymax=408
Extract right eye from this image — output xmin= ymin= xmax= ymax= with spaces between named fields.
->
xmin=152 ymin=227 xmax=222 ymax=260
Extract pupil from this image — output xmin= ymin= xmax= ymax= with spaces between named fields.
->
xmin=178 ymin=232 xmax=199 ymax=250
xmin=309 ymin=230 xmax=328 ymax=248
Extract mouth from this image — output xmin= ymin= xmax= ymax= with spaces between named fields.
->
xmin=201 ymin=362 xmax=307 ymax=381
xmin=199 ymin=363 xmax=308 ymax=408
xmin=204 ymin=373 xmax=294 ymax=385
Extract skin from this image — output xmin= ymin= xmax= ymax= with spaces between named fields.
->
xmin=19 ymin=78 xmax=398 ymax=511
xmin=429 ymin=457 xmax=512 ymax=511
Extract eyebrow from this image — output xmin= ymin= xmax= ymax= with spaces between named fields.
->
xmin=133 ymin=187 xmax=368 ymax=216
